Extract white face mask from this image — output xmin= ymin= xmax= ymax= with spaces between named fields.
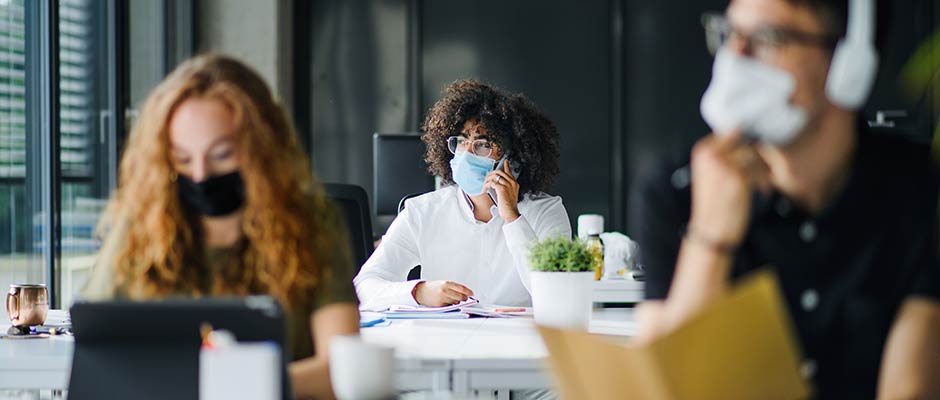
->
xmin=700 ymin=48 xmax=808 ymax=145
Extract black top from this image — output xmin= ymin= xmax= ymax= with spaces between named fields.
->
xmin=630 ymin=133 xmax=940 ymax=399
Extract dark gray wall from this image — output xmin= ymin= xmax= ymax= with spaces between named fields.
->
xmin=298 ymin=0 xmax=938 ymax=237
xmin=421 ymin=1 xmax=613 ymax=232
xmin=620 ymin=0 xmax=725 ymax=216
xmin=864 ymin=0 xmax=939 ymax=138
xmin=302 ymin=0 xmax=410 ymax=199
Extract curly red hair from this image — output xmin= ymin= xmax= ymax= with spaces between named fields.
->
xmin=100 ymin=54 xmax=343 ymax=310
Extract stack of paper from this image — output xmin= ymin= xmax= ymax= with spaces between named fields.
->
xmin=461 ymin=305 xmax=531 ymax=318
xmin=383 ymin=298 xmax=479 ymax=319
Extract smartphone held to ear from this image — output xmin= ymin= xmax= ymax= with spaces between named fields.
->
xmin=487 ymin=157 xmax=522 ymax=204
xmin=496 ymin=157 xmax=522 ymax=179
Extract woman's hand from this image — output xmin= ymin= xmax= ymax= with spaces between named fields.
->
xmin=484 ymin=161 xmax=521 ymax=222
xmin=412 ymin=280 xmax=475 ymax=307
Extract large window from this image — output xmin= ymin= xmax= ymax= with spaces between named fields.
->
xmin=59 ymin=0 xmax=110 ymax=308
xmin=0 ymin=0 xmax=189 ymax=310
xmin=0 ymin=0 xmax=43 ymax=304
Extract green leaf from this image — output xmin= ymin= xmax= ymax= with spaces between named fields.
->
xmin=528 ymin=235 xmax=594 ymax=272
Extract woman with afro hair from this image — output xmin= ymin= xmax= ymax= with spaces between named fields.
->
xmin=355 ymin=79 xmax=571 ymax=310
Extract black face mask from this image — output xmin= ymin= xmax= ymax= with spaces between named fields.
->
xmin=176 ymin=171 xmax=245 ymax=217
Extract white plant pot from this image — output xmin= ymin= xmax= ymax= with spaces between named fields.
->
xmin=530 ymin=270 xmax=594 ymax=330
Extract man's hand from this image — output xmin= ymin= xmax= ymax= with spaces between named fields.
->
xmin=688 ymin=131 xmax=771 ymax=251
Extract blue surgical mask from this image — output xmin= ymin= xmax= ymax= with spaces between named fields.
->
xmin=449 ymin=150 xmax=498 ymax=196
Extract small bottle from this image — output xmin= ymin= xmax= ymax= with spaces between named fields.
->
xmin=586 ymin=234 xmax=604 ymax=281
xmin=577 ymin=214 xmax=605 ymax=281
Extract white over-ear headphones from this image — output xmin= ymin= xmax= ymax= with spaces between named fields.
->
xmin=825 ymin=0 xmax=878 ymax=110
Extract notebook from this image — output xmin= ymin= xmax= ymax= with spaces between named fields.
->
xmin=384 ymin=312 xmax=470 ymax=320
xmin=539 ymin=269 xmax=810 ymax=400
xmin=380 ymin=297 xmax=480 ymax=319
xmin=386 ymin=297 xmax=479 ymax=313
xmin=461 ymin=305 xmax=531 ymax=318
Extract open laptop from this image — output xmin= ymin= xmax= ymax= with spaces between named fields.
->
xmin=68 ymin=296 xmax=288 ymax=400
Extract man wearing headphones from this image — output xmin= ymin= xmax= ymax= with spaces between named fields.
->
xmin=632 ymin=0 xmax=940 ymax=398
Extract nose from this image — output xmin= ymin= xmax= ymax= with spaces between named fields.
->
xmin=190 ymin=158 xmax=208 ymax=183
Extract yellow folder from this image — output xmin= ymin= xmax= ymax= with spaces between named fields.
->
xmin=539 ymin=269 xmax=811 ymax=400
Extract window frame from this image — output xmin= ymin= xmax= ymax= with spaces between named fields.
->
xmin=12 ymin=0 xmax=192 ymax=308
xmin=25 ymin=0 xmax=63 ymax=309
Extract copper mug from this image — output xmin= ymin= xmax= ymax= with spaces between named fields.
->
xmin=6 ymin=284 xmax=49 ymax=327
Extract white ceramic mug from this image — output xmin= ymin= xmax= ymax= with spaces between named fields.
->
xmin=329 ymin=334 xmax=395 ymax=400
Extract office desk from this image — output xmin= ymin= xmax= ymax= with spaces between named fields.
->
xmin=0 ymin=310 xmax=73 ymax=390
xmin=592 ymin=279 xmax=644 ymax=304
xmin=0 ymin=309 xmax=636 ymax=394
xmin=361 ymin=308 xmax=636 ymax=394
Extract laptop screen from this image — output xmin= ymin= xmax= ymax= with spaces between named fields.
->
xmin=68 ymin=296 xmax=288 ymax=400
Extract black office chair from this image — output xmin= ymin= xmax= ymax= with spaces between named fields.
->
xmin=373 ymin=133 xmax=435 ymax=216
xmin=323 ymin=183 xmax=374 ymax=272
xmin=397 ymin=192 xmax=425 ymax=214
xmin=398 ymin=192 xmax=425 ymax=281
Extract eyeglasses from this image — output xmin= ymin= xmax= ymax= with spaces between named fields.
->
xmin=701 ymin=13 xmax=838 ymax=60
xmin=446 ymin=136 xmax=497 ymax=158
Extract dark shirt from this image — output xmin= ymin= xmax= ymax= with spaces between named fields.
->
xmin=630 ymin=132 xmax=940 ymax=399
xmin=83 ymin=197 xmax=360 ymax=362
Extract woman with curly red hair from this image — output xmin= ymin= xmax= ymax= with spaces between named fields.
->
xmin=354 ymin=79 xmax=571 ymax=310
xmin=82 ymin=55 xmax=358 ymax=399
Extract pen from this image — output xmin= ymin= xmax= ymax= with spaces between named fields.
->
xmin=360 ymin=318 xmax=386 ymax=328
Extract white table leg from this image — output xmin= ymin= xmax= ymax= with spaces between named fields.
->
xmin=431 ymin=369 xmax=450 ymax=392
xmin=451 ymin=369 xmax=469 ymax=395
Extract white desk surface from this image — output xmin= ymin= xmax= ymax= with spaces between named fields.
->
xmin=0 ymin=308 xmax=636 ymax=392
xmin=362 ymin=308 xmax=635 ymax=359
xmin=361 ymin=308 xmax=636 ymax=392
xmin=0 ymin=310 xmax=74 ymax=390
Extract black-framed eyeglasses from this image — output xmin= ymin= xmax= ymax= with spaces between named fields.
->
xmin=446 ymin=135 xmax=497 ymax=158
xmin=701 ymin=12 xmax=839 ymax=59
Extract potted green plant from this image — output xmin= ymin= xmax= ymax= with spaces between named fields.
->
xmin=528 ymin=235 xmax=596 ymax=329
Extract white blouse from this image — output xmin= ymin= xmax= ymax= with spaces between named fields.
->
xmin=354 ymin=185 xmax=572 ymax=310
